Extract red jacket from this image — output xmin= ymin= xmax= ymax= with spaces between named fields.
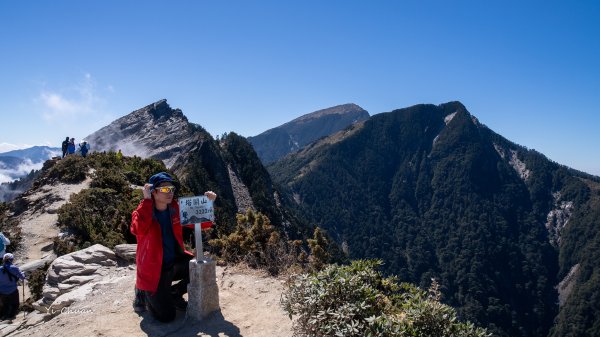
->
xmin=130 ymin=199 xmax=193 ymax=292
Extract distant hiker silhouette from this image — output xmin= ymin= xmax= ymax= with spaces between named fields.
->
xmin=131 ymin=172 xmax=217 ymax=322
xmin=67 ymin=138 xmax=76 ymax=155
xmin=0 ymin=253 xmax=25 ymax=321
xmin=79 ymin=141 xmax=90 ymax=158
xmin=61 ymin=136 xmax=69 ymax=158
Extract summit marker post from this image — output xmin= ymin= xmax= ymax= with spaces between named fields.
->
xmin=179 ymin=196 xmax=219 ymax=319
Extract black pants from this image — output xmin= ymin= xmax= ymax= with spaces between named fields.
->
xmin=0 ymin=289 xmax=19 ymax=320
xmin=145 ymin=254 xmax=192 ymax=322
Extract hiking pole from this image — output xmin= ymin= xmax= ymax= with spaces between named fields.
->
xmin=22 ymin=280 xmax=25 ymax=319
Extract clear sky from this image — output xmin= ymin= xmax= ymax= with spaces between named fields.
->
xmin=1 ymin=1 xmax=599 ymax=175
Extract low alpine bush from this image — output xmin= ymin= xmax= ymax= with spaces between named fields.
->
xmin=281 ymin=259 xmax=490 ymax=337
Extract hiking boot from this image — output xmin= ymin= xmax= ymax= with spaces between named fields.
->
xmin=133 ymin=288 xmax=147 ymax=313
xmin=173 ymin=297 xmax=188 ymax=311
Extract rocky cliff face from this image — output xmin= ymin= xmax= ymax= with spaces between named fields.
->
xmin=248 ymin=103 xmax=370 ymax=164
xmin=84 ymin=99 xmax=208 ymax=174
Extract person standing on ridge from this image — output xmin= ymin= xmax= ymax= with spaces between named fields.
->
xmin=67 ymin=138 xmax=76 ymax=155
xmin=79 ymin=141 xmax=90 ymax=158
xmin=130 ymin=172 xmax=217 ymax=322
xmin=0 ymin=253 xmax=25 ymax=321
xmin=61 ymin=136 xmax=69 ymax=158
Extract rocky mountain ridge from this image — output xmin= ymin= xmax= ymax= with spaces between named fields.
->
xmin=268 ymin=101 xmax=600 ymax=337
xmin=81 ymin=99 xmax=292 ymax=232
xmin=84 ymin=99 xmax=206 ymax=174
xmin=248 ymin=103 xmax=369 ymax=164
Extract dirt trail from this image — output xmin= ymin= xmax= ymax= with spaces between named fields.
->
xmin=15 ymin=177 xmax=92 ymax=264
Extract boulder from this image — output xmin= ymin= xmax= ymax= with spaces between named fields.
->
xmin=40 ymin=244 xmax=118 ymax=308
xmin=50 ymin=283 xmax=96 ymax=312
xmin=20 ymin=254 xmax=56 ymax=275
xmin=114 ymin=244 xmax=136 ymax=262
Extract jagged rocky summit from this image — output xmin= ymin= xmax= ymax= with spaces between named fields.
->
xmin=84 ymin=99 xmax=209 ymax=174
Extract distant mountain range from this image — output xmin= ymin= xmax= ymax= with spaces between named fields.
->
xmin=4 ymin=100 xmax=600 ymax=336
xmin=0 ymin=145 xmax=60 ymax=201
xmin=0 ymin=146 xmax=60 ymax=182
xmin=0 ymin=146 xmax=61 ymax=162
xmin=247 ymin=103 xmax=369 ymax=164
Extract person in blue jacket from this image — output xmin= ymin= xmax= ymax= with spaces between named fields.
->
xmin=79 ymin=141 xmax=90 ymax=158
xmin=0 ymin=253 xmax=25 ymax=320
xmin=67 ymin=138 xmax=76 ymax=155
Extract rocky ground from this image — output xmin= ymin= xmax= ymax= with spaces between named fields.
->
xmin=1 ymin=263 xmax=293 ymax=337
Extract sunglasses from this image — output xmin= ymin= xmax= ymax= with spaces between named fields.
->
xmin=155 ymin=186 xmax=176 ymax=193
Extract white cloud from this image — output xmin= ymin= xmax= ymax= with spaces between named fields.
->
xmin=40 ymin=92 xmax=78 ymax=114
xmin=39 ymin=73 xmax=104 ymax=121
xmin=0 ymin=143 xmax=21 ymax=153
xmin=0 ymin=142 xmax=36 ymax=153
xmin=0 ymin=158 xmax=43 ymax=184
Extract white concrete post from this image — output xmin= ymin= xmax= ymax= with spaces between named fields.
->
xmin=187 ymin=258 xmax=220 ymax=320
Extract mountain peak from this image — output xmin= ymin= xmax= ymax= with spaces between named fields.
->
xmin=83 ymin=100 xmax=202 ymax=170
xmin=248 ymin=103 xmax=370 ymax=164
xmin=290 ymin=103 xmax=367 ymax=124
xmin=439 ymin=100 xmax=467 ymax=111
xmin=127 ymin=99 xmax=186 ymax=122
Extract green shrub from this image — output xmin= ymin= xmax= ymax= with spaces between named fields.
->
xmin=307 ymin=227 xmax=330 ymax=272
xmin=87 ymin=151 xmax=123 ymax=170
xmin=53 ymin=153 xmax=168 ymax=251
xmin=90 ymin=168 xmax=129 ymax=194
xmin=53 ymin=236 xmax=76 ymax=256
xmin=27 ymin=263 xmax=50 ymax=301
xmin=281 ymin=260 xmax=489 ymax=337
xmin=122 ymin=156 xmax=169 ymax=183
xmin=56 ymin=187 xmax=135 ymax=250
xmin=209 ymin=209 xmax=303 ymax=275
xmin=47 ymin=155 xmax=89 ymax=183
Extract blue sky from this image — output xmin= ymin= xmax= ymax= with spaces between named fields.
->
xmin=1 ymin=1 xmax=599 ymax=175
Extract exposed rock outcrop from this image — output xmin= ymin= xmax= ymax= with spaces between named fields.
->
xmin=493 ymin=144 xmax=531 ymax=181
xmin=114 ymin=244 xmax=136 ymax=263
xmin=546 ymin=192 xmax=574 ymax=246
xmin=35 ymin=244 xmax=118 ymax=313
xmin=227 ymin=164 xmax=255 ymax=214
xmin=557 ymin=263 xmax=580 ymax=306
xmin=84 ymin=99 xmax=209 ymax=173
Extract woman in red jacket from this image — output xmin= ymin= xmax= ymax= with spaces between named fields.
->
xmin=131 ymin=172 xmax=216 ymax=322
